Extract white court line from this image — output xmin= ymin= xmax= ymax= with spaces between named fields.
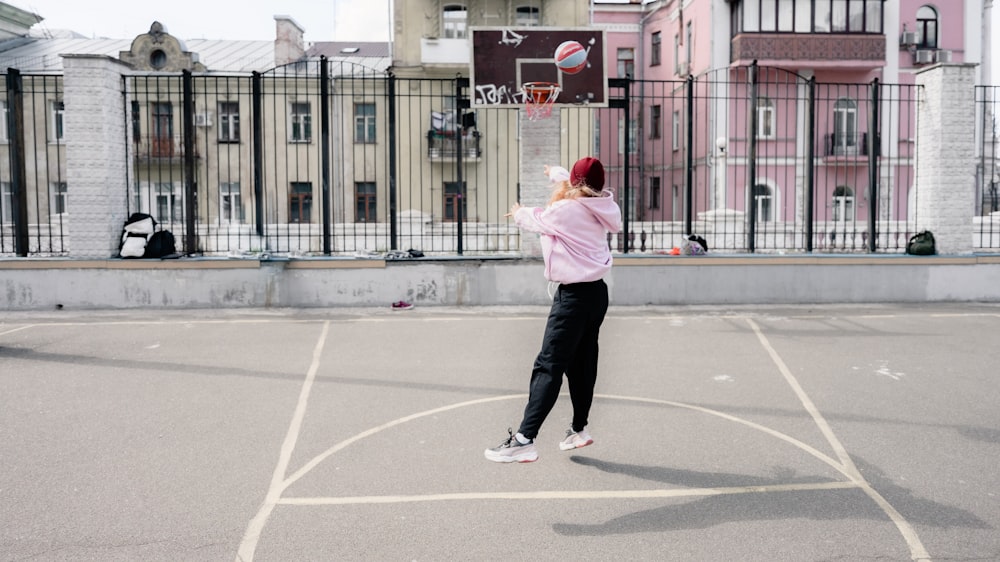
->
xmin=0 ymin=325 xmax=35 ymax=337
xmin=278 ymin=481 xmax=859 ymax=506
xmin=746 ymin=318 xmax=931 ymax=562
xmin=236 ymin=320 xmax=329 ymax=562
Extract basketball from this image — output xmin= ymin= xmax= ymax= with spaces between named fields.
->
xmin=554 ymin=40 xmax=588 ymax=75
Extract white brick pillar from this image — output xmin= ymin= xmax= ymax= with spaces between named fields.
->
xmin=517 ymin=109 xmax=562 ymax=256
xmin=62 ymin=55 xmax=132 ymax=258
xmin=915 ymin=63 xmax=977 ymax=255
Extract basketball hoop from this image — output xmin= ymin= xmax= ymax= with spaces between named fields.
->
xmin=522 ymin=82 xmax=561 ymax=121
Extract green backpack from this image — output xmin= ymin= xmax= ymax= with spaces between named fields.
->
xmin=906 ymin=230 xmax=936 ymax=255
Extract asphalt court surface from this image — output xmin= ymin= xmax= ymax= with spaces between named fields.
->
xmin=2 ymin=303 xmax=999 ymax=561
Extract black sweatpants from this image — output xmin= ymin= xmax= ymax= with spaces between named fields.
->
xmin=517 ymin=279 xmax=609 ymax=440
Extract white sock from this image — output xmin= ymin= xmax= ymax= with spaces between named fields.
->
xmin=515 ymin=432 xmax=531 ymax=445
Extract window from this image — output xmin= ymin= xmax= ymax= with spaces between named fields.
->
xmin=290 ymin=102 xmax=312 ymax=142
xmin=1 ymin=182 xmax=12 ymax=223
xmin=51 ymin=182 xmax=67 ymax=215
xmin=0 ymin=101 xmax=8 ymax=143
xmin=220 ymin=182 xmax=244 ymax=222
xmin=155 ymin=182 xmax=182 ymax=223
xmin=443 ymin=182 xmax=467 ymax=221
xmin=753 ymin=184 xmax=773 ymax=222
xmin=130 ymin=101 xmax=140 ymax=143
xmin=219 ymin=102 xmax=240 ymax=142
xmin=650 ymin=105 xmax=662 ymax=139
xmin=685 ymin=21 xmax=693 ymax=66
xmin=354 ymin=103 xmax=376 ymax=144
xmin=650 ymin=177 xmax=661 ymax=210
xmin=51 ymin=100 xmax=64 ymax=142
xmin=674 ymin=34 xmax=681 ymax=73
xmin=833 ymin=186 xmax=855 ymax=221
xmin=355 ymin=182 xmax=377 ymax=222
xmin=617 ymin=48 xmax=635 ymax=78
xmin=832 ymin=98 xmax=858 ymax=155
xmin=619 ymin=119 xmax=638 ymax=154
xmin=916 ymin=6 xmax=938 ymax=48
xmin=651 ymin=32 xmax=661 ymax=66
xmin=151 ymin=102 xmax=173 ymax=157
xmin=515 ymin=5 xmax=540 ymax=27
xmin=443 ymin=4 xmax=468 ymax=39
xmin=289 ymin=182 xmax=313 ymax=223
xmin=736 ymin=0 xmax=883 ymax=34
xmin=757 ymin=97 xmax=775 ymax=139
xmin=672 ymin=110 xmax=681 ymax=151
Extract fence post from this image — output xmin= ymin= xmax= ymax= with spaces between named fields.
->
xmin=622 ymin=77 xmax=631 ymax=252
xmin=61 ymin=55 xmax=132 ymax=258
xmin=746 ymin=62 xmax=759 ymax=253
xmin=914 ymin=64 xmax=977 ymax=254
xmin=387 ymin=72 xmax=398 ymax=251
xmin=685 ymin=75 xmax=694 ymax=236
xmin=182 ymin=70 xmax=197 ymax=255
xmin=455 ymin=76 xmax=465 ymax=255
xmin=805 ymin=76 xmax=816 ymax=252
xmin=866 ymin=77 xmax=880 ymax=252
xmin=5 ymin=68 xmax=28 ymax=256
xmin=251 ymin=71 xmax=264 ymax=238
xmin=320 ymin=56 xmax=332 ymax=255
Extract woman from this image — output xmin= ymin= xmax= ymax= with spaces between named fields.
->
xmin=485 ymin=156 xmax=622 ymax=463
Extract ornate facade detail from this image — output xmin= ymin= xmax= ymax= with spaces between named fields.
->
xmin=732 ymin=34 xmax=886 ymax=64
xmin=118 ymin=22 xmax=206 ymax=72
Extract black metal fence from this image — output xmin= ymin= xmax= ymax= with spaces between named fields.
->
xmin=4 ymin=62 xmax=995 ymax=257
xmin=976 ymin=86 xmax=1000 ymax=249
xmin=1 ymin=69 xmax=68 ymax=256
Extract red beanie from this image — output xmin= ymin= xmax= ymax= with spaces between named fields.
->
xmin=570 ymin=157 xmax=605 ymax=191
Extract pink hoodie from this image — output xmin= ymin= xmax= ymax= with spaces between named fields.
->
xmin=514 ymin=191 xmax=623 ymax=284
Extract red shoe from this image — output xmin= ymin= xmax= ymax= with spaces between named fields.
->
xmin=391 ymin=301 xmax=414 ymax=310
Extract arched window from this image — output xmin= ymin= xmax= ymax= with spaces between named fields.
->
xmin=832 ymin=186 xmax=855 ymax=221
xmin=753 ymin=184 xmax=773 ymax=222
xmin=443 ymin=4 xmax=468 ymax=39
xmin=916 ymin=6 xmax=938 ymax=49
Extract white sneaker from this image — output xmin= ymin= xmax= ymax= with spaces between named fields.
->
xmin=484 ymin=429 xmax=538 ymax=463
xmin=559 ymin=427 xmax=593 ymax=451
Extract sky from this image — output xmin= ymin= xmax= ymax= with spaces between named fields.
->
xmin=11 ymin=0 xmax=392 ymax=43
xmin=7 ymin=1 xmax=1000 ymax=83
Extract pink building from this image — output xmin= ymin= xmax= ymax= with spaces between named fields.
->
xmin=591 ymin=0 xmax=992 ymax=252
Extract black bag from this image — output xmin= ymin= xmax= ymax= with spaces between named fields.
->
xmin=144 ymin=230 xmax=176 ymax=258
xmin=906 ymin=230 xmax=936 ymax=255
xmin=688 ymin=234 xmax=708 ymax=253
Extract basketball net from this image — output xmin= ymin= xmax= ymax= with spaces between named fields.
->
xmin=522 ymin=82 xmax=561 ymax=121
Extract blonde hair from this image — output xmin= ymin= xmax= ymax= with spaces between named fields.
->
xmin=549 ymin=181 xmax=603 ymax=205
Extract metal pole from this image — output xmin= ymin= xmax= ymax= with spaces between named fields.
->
xmin=182 ymin=70 xmax=197 ymax=255
xmin=867 ymin=78 xmax=880 ymax=253
xmin=5 ymin=69 xmax=28 ymax=256
xmin=252 ymin=72 xmax=264 ymax=237
xmin=805 ymin=77 xmax=816 ymax=252
xmin=320 ymin=56 xmax=332 ymax=255
xmin=388 ymin=73 xmax=398 ymax=251
xmin=747 ymin=62 xmax=759 ymax=253
xmin=685 ymin=74 xmax=695 ymax=235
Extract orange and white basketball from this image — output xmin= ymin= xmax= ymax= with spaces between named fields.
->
xmin=554 ymin=40 xmax=588 ymax=75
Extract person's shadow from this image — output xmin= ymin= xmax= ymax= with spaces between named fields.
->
xmin=552 ymin=456 xmax=989 ymax=536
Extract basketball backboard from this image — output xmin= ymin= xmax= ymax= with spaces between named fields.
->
xmin=470 ymin=27 xmax=608 ymax=109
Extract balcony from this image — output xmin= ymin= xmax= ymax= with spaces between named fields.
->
xmin=427 ymin=130 xmax=481 ymax=161
xmin=731 ymin=33 xmax=886 ymax=70
xmin=822 ymin=132 xmax=879 ymax=159
xmin=134 ymin=135 xmax=199 ymax=162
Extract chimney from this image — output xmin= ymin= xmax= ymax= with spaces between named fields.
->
xmin=274 ymin=15 xmax=305 ymax=66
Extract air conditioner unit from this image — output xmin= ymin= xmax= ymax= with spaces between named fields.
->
xmin=677 ymin=62 xmax=688 ymax=76
xmin=934 ymin=49 xmax=952 ymax=63
xmin=914 ymin=50 xmax=934 ymax=64
xmin=195 ymin=112 xmax=213 ymax=127
xmin=899 ymin=31 xmax=918 ymax=47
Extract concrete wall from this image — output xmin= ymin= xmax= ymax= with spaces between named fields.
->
xmin=3 ymin=255 xmax=1000 ymax=310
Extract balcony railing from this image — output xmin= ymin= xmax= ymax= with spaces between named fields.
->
xmin=823 ymin=132 xmax=879 ymax=157
xmin=427 ymin=130 xmax=481 ymax=160
xmin=134 ymin=135 xmax=199 ymax=160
